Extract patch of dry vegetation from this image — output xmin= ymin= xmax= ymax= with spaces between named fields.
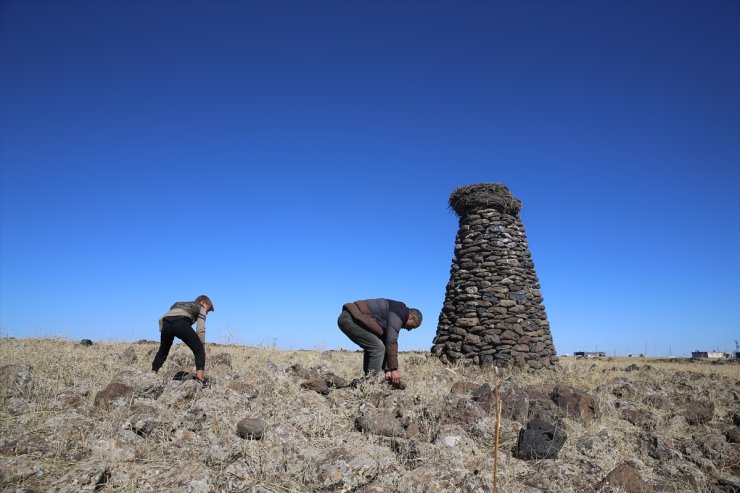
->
xmin=1 ymin=338 xmax=738 ymax=492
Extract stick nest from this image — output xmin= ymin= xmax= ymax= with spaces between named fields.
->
xmin=448 ymin=183 xmax=522 ymax=217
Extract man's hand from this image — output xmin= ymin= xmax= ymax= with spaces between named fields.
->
xmin=385 ymin=370 xmax=401 ymax=385
xmin=196 ymin=370 xmax=206 ymax=382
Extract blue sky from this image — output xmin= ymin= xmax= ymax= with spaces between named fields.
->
xmin=1 ymin=0 xmax=738 ymax=357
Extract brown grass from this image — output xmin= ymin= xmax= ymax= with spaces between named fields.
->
xmin=1 ymin=338 xmax=738 ymax=492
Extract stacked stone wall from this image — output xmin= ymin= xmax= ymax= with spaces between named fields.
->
xmin=432 ymin=184 xmax=558 ymax=370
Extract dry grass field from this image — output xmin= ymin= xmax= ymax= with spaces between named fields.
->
xmin=0 ymin=338 xmax=738 ymax=492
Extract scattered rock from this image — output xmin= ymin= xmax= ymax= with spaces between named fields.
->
xmin=441 ymin=396 xmax=487 ymax=428
xmin=0 ymin=455 xmax=44 ymax=483
xmin=157 ymin=379 xmax=200 ymax=407
xmin=0 ymin=364 xmax=33 ymax=397
xmin=5 ymin=397 xmax=32 ymax=416
xmin=109 ymin=461 xmax=210 ymax=492
xmin=125 ymin=411 xmax=172 ymax=437
xmin=120 ymin=346 xmax=138 ymax=364
xmin=449 ymin=380 xmax=481 ymax=396
xmin=433 ymin=424 xmax=479 ymax=461
xmin=515 ymin=418 xmax=567 ymax=460
xmin=576 ymin=430 xmax=614 ymax=459
xmin=112 ymin=368 xmax=165 ymax=399
xmin=91 ymin=433 xmax=137 ymax=462
xmin=301 ymin=376 xmax=330 ymax=395
xmin=301 ymin=446 xmax=382 ymax=491
xmin=210 ymin=352 xmax=232 ymax=368
xmin=622 ymin=407 xmax=656 ymax=431
xmin=41 ymin=412 xmax=94 ymax=436
xmin=227 ymin=379 xmax=259 ymax=398
xmin=94 ymin=382 xmax=133 ymax=410
xmin=717 ymin=477 xmax=740 ymax=492
xmin=679 ymin=398 xmax=714 ymax=425
xmin=595 ymin=462 xmax=656 ymax=493
xmin=397 ymin=464 xmax=493 ymax=493
xmin=1 ymin=433 xmax=60 ymax=458
xmin=524 ymin=459 xmax=602 ymax=491
xmin=168 ymin=350 xmax=194 ymax=367
xmin=287 ymin=363 xmax=312 ymax=379
xmin=611 ymin=380 xmax=638 ymax=398
xmin=526 ymin=388 xmax=561 ymax=422
xmin=55 ymin=388 xmax=90 ymax=409
xmin=323 ymin=371 xmax=349 ymax=389
xmin=236 ymin=417 xmax=267 ymax=440
xmin=473 ymin=381 xmax=529 ymax=424
xmin=550 ymin=385 xmax=596 ymax=423
xmin=643 ymin=392 xmax=670 ymax=409
xmin=47 ymin=460 xmax=109 ymax=493
xmin=726 ymin=427 xmax=740 ymax=444
xmin=355 ymin=409 xmax=407 ymax=438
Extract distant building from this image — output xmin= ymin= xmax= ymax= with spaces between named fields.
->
xmin=691 ymin=351 xmax=732 ymax=360
xmin=574 ymin=351 xmax=606 ymax=358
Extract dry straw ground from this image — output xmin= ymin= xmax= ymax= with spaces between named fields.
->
xmin=0 ymin=338 xmax=738 ymax=492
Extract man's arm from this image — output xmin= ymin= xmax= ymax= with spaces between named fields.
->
xmin=196 ymin=306 xmax=207 ymax=344
xmin=342 ymin=302 xmax=384 ymax=336
xmin=383 ymin=312 xmax=404 ymax=375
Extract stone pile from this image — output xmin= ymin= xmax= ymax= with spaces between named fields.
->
xmin=432 ymin=183 xmax=559 ymax=369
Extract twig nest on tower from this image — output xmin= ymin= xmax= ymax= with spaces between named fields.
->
xmin=448 ymin=183 xmax=522 ymax=217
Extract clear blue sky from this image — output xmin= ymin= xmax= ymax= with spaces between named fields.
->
xmin=1 ymin=0 xmax=738 ymax=357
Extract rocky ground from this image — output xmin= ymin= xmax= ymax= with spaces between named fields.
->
xmin=0 ymin=338 xmax=738 ymax=492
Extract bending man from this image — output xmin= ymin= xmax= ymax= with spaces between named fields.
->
xmin=338 ymin=298 xmax=422 ymax=385
xmin=152 ymin=295 xmax=214 ymax=382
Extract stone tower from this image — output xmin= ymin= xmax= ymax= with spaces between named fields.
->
xmin=432 ymin=183 xmax=558 ymax=369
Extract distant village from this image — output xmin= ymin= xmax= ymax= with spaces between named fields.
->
xmin=562 ymin=348 xmax=740 ymax=360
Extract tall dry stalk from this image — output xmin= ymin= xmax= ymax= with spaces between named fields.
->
xmin=493 ymin=373 xmax=502 ymax=493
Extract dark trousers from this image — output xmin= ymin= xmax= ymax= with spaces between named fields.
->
xmin=151 ymin=316 xmax=206 ymax=371
xmin=337 ymin=310 xmax=386 ymax=375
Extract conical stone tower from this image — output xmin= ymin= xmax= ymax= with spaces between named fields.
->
xmin=432 ymin=183 xmax=558 ymax=369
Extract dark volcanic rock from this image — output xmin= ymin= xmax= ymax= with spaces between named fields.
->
xmin=227 ymin=380 xmax=259 ymax=399
xmin=324 ymin=371 xmax=349 ymax=389
xmin=450 ymin=381 xmax=482 ymax=396
xmin=550 ymin=385 xmax=596 ymax=423
xmin=355 ymin=413 xmax=407 ymax=438
xmin=236 ymin=417 xmax=266 ymax=440
xmin=595 ymin=462 xmax=656 ymax=493
xmin=301 ymin=376 xmax=330 ymax=395
xmin=679 ymin=397 xmax=714 ymax=425
xmin=94 ymin=382 xmax=132 ymax=410
xmin=514 ymin=417 xmax=567 ymax=460
xmin=473 ymin=381 xmax=529 ymax=424
xmin=725 ymin=427 xmax=740 ymax=444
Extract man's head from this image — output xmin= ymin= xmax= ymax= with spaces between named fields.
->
xmin=195 ymin=294 xmax=214 ymax=313
xmin=406 ymin=308 xmax=423 ymax=329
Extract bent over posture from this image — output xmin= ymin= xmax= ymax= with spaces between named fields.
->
xmin=338 ymin=298 xmax=422 ymax=385
xmin=152 ymin=295 xmax=214 ymax=382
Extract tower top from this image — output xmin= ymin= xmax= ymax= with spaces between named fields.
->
xmin=448 ymin=183 xmax=522 ymax=217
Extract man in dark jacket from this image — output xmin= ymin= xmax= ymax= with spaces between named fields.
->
xmin=338 ymin=298 xmax=422 ymax=385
